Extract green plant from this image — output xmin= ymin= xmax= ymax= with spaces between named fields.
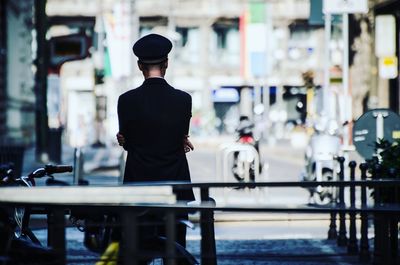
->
xmin=365 ymin=138 xmax=400 ymax=203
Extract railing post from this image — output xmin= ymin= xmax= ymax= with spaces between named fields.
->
xmin=347 ymin=161 xmax=358 ymax=254
xmin=359 ymin=163 xmax=370 ymax=262
xmin=166 ymin=210 xmax=176 ymax=265
xmin=47 ymin=208 xmax=66 ymax=265
xmin=327 ymin=160 xmax=338 ymax=240
xmin=327 ymin=212 xmax=338 ymax=240
xmin=200 ymin=188 xmax=217 ymax=265
xmin=327 ymin=156 xmax=339 ymax=240
xmin=121 ymin=210 xmax=138 ymax=265
xmin=337 ymin=156 xmax=348 ymax=246
xmin=372 ymin=164 xmax=384 ymax=265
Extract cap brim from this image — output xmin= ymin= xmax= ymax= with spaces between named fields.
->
xmin=138 ymin=56 xmax=168 ymax=64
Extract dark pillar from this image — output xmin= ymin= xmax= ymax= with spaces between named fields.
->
xmin=200 ymin=188 xmax=217 ymax=265
xmin=347 ymin=161 xmax=358 ymax=254
xmin=359 ymin=163 xmax=370 ymax=262
xmin=0 ymin=0 xmax=6 ymax=139
xmin=34 ymin=0 xmax=49 ymax=161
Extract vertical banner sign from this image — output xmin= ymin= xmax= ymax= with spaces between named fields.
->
xmin=375 ymin=15 xmax=398 ymax=79
xmin=309 ymin=0 xmax=324 ymax=25
xmin=239 ymin=10 xmax=247 ymax=78
xmin=104 ymin=0 xmax=132 ymax=79
xmin=245 ymin=0 xmax=267 ymax=79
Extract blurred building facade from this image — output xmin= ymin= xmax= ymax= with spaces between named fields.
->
xmin=1 ymin=0 xmax=400 ymax=151
xmin=0 ymin=0 xmax=36 ymax=145
xmin=46 ymin=0 xmax=316 ymax=143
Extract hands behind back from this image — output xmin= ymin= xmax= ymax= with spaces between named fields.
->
xmin=184 ymin=135 xmax=194 ymax=153
xmin=116 ymin=132 xmax=125 ymax=147
xmin=117 ymin=132 xmax=194 ymax=153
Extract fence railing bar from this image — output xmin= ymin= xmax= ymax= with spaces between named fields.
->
xmin=123 ymin=179 xmax=400 ymax=189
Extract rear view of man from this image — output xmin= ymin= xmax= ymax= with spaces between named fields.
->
xmin=116 ymin=33 xmax=195 ymax=252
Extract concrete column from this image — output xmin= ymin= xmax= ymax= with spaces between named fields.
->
xmin=200 ymin=18 xmax=213 ymax=115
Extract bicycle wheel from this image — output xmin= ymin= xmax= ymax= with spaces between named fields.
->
xmin=145 ymin=236 xmax=198 ymax=265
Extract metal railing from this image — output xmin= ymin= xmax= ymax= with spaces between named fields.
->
xmin=1 ymin=157 xmax=399 ymax=265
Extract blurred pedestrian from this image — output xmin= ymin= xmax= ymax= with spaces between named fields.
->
xmin=116 ymin=33 xmax=195 ymax=256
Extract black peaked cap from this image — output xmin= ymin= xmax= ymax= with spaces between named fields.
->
xmin=132 ymin=33 xmax=172 ymax=64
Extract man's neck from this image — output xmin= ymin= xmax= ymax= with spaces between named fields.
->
xmin=144 ymin=69 xmax=164 ymax=79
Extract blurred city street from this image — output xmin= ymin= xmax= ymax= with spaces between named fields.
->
xmin=2 ymin=0 xmax=400 ymax=264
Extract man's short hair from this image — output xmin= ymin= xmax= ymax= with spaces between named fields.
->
xmin=138 ymin=59 xmax=167 ymax=70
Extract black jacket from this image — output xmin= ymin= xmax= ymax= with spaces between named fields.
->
xmin=117 ymin=78 xmax=194 ymax=201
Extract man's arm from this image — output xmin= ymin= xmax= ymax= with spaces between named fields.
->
xmin=117 ymin=97 xmax=127 ymax=150
xmin=183 ymin=95 xmax=194 ymax=153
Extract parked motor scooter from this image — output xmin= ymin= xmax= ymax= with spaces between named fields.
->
xmin=231 ymin=116 xmax=262 ymax=182
xmin=301 ymin=117 xmax=341 ymax=205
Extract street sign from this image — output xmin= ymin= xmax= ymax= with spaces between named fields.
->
xmin=353 ymin=109 xmax=400 ymax=159
xmin=49 ymin=34 xmax=90 ymax=68
xmin=379 ymin=56 xmax=398 ymax=79
xmin=323 ymin=0 xmax=368 ymax=14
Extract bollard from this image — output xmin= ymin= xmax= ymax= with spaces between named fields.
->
xmin=73 ymin=148 xmax=88 ymax=185
xmin=347 ymin=161 xmax=358 ymax=254
xmin=200 ymin=188 xmax=217 ymax=265
xmin=336 ymin=156 xmax=347 ymax=247
xmin=359 ymin=163 xmax=370 ymax=262
xmin=387 ymin=168 xmax=398 ymax=264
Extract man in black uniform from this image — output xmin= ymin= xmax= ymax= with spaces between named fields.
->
xmin=116 ymin=33 xmax=195 ymax=251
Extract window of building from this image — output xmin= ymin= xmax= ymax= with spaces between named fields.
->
xmin=211 ymin=18 xmax=240 ymax=67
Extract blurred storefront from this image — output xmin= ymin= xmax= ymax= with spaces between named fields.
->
xmin=373 ymin=0 xmax=400 ymax=113
xmin=0 ymin=0 xmax=36 ymax=146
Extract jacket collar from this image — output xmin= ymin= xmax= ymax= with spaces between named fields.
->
xmin=143 ymin=77 xmax=167 ymax=85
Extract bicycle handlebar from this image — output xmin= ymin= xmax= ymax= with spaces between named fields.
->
xmin=30 ymin=165 xmax=73 ymax=179
xmin=45 ymin=165 xmax=73 ymax=174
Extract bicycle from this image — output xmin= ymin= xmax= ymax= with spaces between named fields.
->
xmin=0 ymin=163 xmax=73 ymax=264
xmin=1 ymin=163 xmax=198 ymax=264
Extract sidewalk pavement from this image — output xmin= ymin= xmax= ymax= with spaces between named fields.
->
xmin=32 ymin=223 xmax=367 ymax=265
